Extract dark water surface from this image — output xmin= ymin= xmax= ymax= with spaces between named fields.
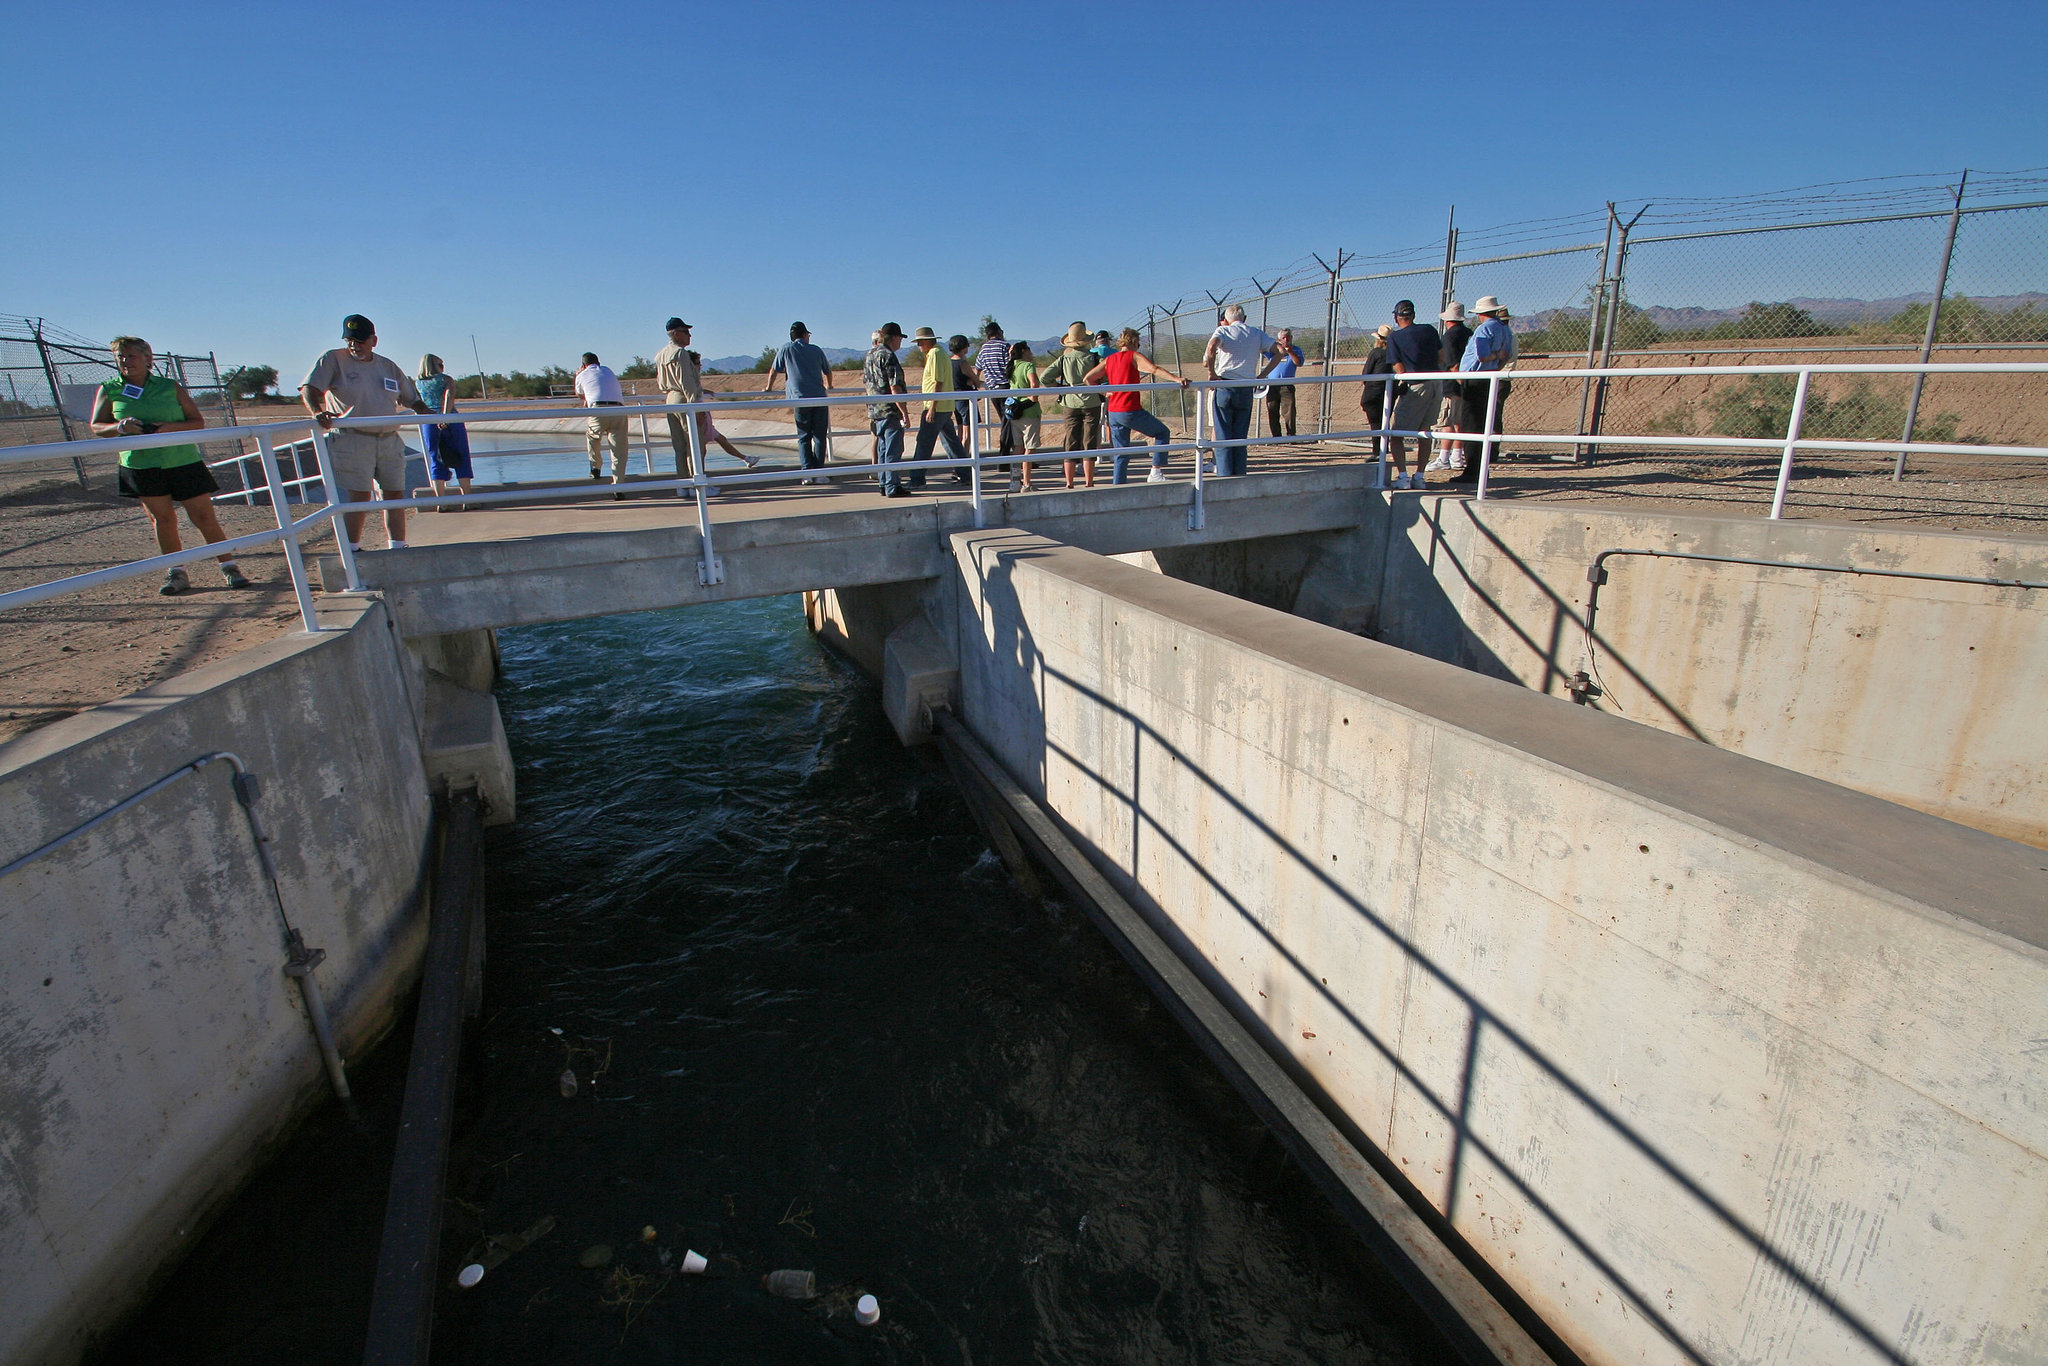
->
xmin=108 ymin=598 xmax=1447 ymax=1364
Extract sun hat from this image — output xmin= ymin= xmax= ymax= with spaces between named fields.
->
xmin=1062 ymin=322 xmax=1090 ymax=347
xmin=1372 ymin=324 xmax=1393 ymax=341
xmin=1470 ymin=296 xmax=1507 ymax=316
xmin=911 ymin=326 xmax=940 ymax=343
xmin=342 ymin=314 xmax=374 ymax=341
xmin=1439 ymin=302 xmax=1466 ymax=322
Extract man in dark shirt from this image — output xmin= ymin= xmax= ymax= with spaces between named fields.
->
xmin=1383 ymin=300 xmax=1442 ymax=488
xmin=1428 ymin=302 xmax=1473 ymax=476
xmin=862 ymin=324 xmax=911 ymax=497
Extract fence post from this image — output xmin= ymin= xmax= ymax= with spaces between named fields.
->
xmin=1438 ymin=206 xmax=1457 ymax=314
xmin=1165 ymin=309 xmax=1189 ymax=431
xmin=211 ymin=351 xmax=239 ymax=428
xmin=1895 ymin=169 xmax=1968 ymax=480
xmin=1586 ymin=207 xmax=1643 ymax=452
xmin=30 ymin=319 xmax=88 ymax=490
xmin=1769 ymin=369 xmax=1812 ymax=520
xmin=1320 ymin=264 xmax=1339 ymax=434
xmin=1574 ymin=205 xmax=1617 ymax=460
xmin=254 ymin=430 xmax=322 ymax=633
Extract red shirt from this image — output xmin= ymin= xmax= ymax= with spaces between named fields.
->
xmin=1104 ymin=350 xmax=1143 ymax=413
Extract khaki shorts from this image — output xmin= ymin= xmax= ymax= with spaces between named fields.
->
xmin=326 ymin=429 xmax=407 ymax=493
xmin=1390 ymin=381 xmax=1438 ymax=436
xmin=1436 ymin=390 xmax=1465 ymax=430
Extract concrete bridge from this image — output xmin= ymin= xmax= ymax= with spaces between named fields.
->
xmin=7 ymin=465 xmax=2046 ymax=1366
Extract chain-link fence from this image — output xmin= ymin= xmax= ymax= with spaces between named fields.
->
xmin=1125 ymin=170 xmax=2048 ymax=486
xmin=1 ymin=316 xmax=242 ymax=495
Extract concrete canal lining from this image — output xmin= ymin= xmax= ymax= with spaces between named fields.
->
xmin=0 ymin=597 xmax=510 ymax=1366
xmin=945 ymin=526 xmax=2048 ymax=1366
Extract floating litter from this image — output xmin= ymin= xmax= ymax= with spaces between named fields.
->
xmin=641 ymin=1225 xmax=658 ymax=1243
xmin=855 ymin=1293 xmax=881 ymax=1326
xmin=580 ymin=1244 xmax=613 ymax=1268
xmin=457 ymin=1263 xmax=485 ymax=1289
xmin=762 ymin=1269 xmax=817 ymax=1299
xmin=558 ymin=1068 xmax=578 ymax=1098
xmin=681 ymin=1249 xmax=708 ymax=1275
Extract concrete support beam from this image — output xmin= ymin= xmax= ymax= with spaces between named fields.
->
xmin=420 ymin=673 xmax=515 ymax=825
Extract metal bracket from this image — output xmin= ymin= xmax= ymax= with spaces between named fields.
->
xmin=1187 ymin=488 xmax=1206 ymax=532
xmin=697 ymin=555 xmax=725 ymax=587
xmin=282 ymin=927 xmax=327 ymax=978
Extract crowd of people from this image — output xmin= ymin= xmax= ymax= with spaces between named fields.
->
xmin=91 ymin=298 xmax=1520 ymax=578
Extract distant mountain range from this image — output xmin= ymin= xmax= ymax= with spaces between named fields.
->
xmin=1514 ymin=292 xmax=2047 ymax=333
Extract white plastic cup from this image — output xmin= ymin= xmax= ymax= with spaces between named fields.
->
xmin=681 ymin=1249 xmax=708 ymax=1275
xmin=855 ymin=1293 xmax=881 ymax=1326
xmin=457 ymin=1263 xmax=485 ymax=1289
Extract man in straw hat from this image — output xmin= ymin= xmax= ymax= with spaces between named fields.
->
xmin=1040 ymin=322 xmax=1104 ymax=488
xmin=910 ymin=326 xmax=968 ymax=490
xmin=1455 ymin=296 xmax=1516 ymax=484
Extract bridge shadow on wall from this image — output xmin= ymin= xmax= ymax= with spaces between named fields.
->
xmin=1379 ymin=497 xmax=1709 ymax=742
xmin=960 ymin=534 xmax=1907 ymax=1366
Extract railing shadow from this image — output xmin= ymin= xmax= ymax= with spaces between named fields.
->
xmin=960 ymin=536 xmax=1913 ymax=1366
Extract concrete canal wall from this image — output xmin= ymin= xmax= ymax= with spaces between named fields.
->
xmin=1118 ymin=498 xmax=2048 ymax=848
xmin=946 ymin=527 xmax=2048 ymax=1366
xmin=0 ymin=600 xmax=511 ymax=1366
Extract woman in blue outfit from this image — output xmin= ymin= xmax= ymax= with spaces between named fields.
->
xmin=416 ymin=355 xmax=472 ymax=508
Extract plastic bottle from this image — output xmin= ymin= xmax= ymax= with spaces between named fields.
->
xmin=762 ymin=1269 xmax=817 ymax=1300
xmin=855 ymin=1293 xmax=881 ymax=1326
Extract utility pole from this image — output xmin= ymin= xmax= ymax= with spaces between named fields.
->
xmin=471 ymin=334 xmax=489 ymax=400
xmin=1439 ymin=205 xmax=1457 ymax=314
xmin=1895 ymin=169 xmax=1968 ymax=480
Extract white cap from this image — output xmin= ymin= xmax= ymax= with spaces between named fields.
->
xmin=457 ymin=1263 xmax=486 ymax=1289
xmin=681 ymin=1249 xmax=708 ymax=1275
xmin=855 ymin=1293 xmax=881 ymax=1325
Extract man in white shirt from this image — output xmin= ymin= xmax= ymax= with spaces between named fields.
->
xmin=1201 ymin=304 xmax=1277 ymax=476
xmin=575 ymin=352 xmax=630 ymax=490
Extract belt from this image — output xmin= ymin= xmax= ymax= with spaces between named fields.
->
xmin=593 ymin=401 xmax=623 ymax=407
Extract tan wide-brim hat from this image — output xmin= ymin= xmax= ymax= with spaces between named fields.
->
xmin=1062 ymin=323 xmax=1090 ymax=347
xmin=1372 ymin=325 xmax=1393 ymax=341
xmin=1440 ymin=302 xmax=1467 ymax=321
xmin=1470 ymin=295 xmax=1507 ymax=316
xmin=911 ymin=326 xmax=940 ymax=343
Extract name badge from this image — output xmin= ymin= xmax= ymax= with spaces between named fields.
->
xmin=382 ymin=377 xmax=400 ymax=393
xmin=120 ymin=383 xmax=145 ymax=400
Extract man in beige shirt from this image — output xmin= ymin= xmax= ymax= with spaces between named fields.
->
xmin=302 ymin=313 xmax=432 ymax=550
xmin=655 ymin=316 xmax=703 ymax=478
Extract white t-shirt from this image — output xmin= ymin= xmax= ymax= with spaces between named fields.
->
xmin=1209 ymin=322 xmax=1275 ymax=380
xmin=575 ymin=364 xmax=624 ymax=404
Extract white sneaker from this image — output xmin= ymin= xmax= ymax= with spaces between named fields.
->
xmin=1146 ymin=468 xmax=1168 ymax=484
xmin=1424 ymin=452 xmax=1454 ymax=472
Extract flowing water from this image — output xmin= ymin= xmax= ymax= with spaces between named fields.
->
xmin=108 ymin=598 xmax=1449 ymax=1364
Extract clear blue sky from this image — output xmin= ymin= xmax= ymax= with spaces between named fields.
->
xmin=2 ymin=1 xmax=2041 ymax=376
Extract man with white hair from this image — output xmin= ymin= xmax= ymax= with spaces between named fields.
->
xmin=1201 ymin=304 xmax=1278 ymax=476
xmin=1455 ymin=296 xmax=1516 ymax=484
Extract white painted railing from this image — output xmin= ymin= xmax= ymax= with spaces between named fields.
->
xmin=3 ymin=362 xmax=2042 ymax=635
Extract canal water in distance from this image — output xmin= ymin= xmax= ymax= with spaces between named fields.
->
xmin=106 ymin=596 xmax=1450 ymax=1364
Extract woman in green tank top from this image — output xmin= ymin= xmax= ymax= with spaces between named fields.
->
xmin=88 ymin=336 xmax=249 ymax=594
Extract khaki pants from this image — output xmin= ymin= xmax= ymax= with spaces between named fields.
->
xmin=586 ymin=412 xmax=630 ymax=476
xmin=664 ymin=406 xmax=696 ymax=478
xmin=1264 ymin=384 xmax=1297 ymax=437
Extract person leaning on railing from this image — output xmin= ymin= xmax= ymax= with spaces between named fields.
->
xmin=1202 ymin=304 xmax=1279 ymax=476
xmin=301 ymin=314 xmax=433 ymax=552
xmin=1084 ymin=327 xmax=1190 ymax=485
xmin=91 ymin=335 xmax=250 ymax=594
xmin=655 ymin=317 xmax=703 ymax=480
xmin=1007 ymin=341 xmax=1043 ymax=491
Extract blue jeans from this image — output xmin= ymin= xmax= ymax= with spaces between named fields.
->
xmin=872 ymin=415 xmax=906 ymax=493
xmin=1212 ymin=384 xmax=1254 ymax=477
xmin=1108 ymin=408 xmax=1172 ymax=483
xmin=794 ymin=406 xmax=829 ymax=470
xmin=913 ymin=412 xmax=966 ymax=486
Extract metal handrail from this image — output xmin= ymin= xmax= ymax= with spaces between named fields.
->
xmin=3 ymin=359 xmax=2043 ymax=628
